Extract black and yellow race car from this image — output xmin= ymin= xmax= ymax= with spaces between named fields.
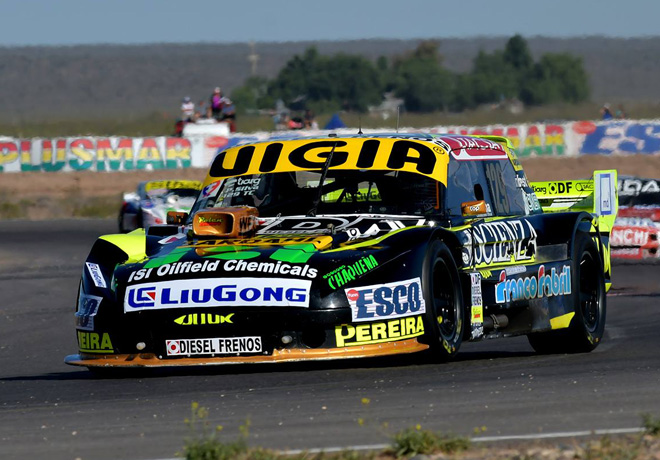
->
xmin=65 ymin=134 xmax=617 ymax=370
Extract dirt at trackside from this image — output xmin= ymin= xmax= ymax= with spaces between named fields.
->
xmin=1 ymin=155 xmax=659 ymax=220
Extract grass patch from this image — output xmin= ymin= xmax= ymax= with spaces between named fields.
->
xmin=179 ymin=404 xmax=660 ymax=460
xmin=643 ymin=413 xmax=660 ymax=436
xmin=67 ymin=196 xmax=118 ymax=218
xmin=390 ymin=425 xmax=470 ymax=458
xmin=180 ymin=402 xmax=250 ymax=460
xmin=0 ymin=200 xmax=28 ymax=219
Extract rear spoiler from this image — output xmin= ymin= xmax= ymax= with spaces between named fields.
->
xmin=530 ymin=170 xmax=618 ymax=231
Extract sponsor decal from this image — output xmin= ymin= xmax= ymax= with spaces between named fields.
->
xmin=532 ymin=185 xmax=546 ymax=194
xmin=158 ymin=233 xmax=186 ymax=245
xmin=344 ymin=277 xmax=425 ymax=322
xmin=575 ymin=181 xmax=594 ymax=192
xmin=129 ymin=260 xmax=221 ymax=282
xmin=596 ymin=172 xmax=615 ymax=216
xmin=335 ymin=315 xmax=425 ymax=347
xmin=470 ymin=273 xmax=483 ymax=340
xmin=85 ymin=262 xmax=107 ymax=288
xmin=533 ymin=180 xmax=592 ymax=196
xmin=197 ymin=215 xmax=225 ymax=226
xmin=166 ymin=336 xmax=262 ymax=356
xmin=257 ymin=216 xmax=425 ymax=236
xmin=223 ymin=259 xmax=317 ymax=279
xmin=77 ymin=331 xmax=113 ymax=353
xmin=515 ymin=176 xmax=529 ymax=188
xmin=504 ymin=265 xmax=527 ymax=275
xmin=145 ymin=180 xmax=201 ymax=191
xmin=615 ymin=217 xmax=659 ymax=228
xmin=201 ymin=180 xmax=222 ymax=198
xmin=618 ymin=178 xmax=660 ymax=197
xmin=611 ymin=247 xmax=644 ymax=259
xmin=611 ymin=227 xmax=651 ymax=247
xmin=174 ymin=313 xmax=235 ymax=325
xmin=221 ymin=177 xmax=262 ymax=199
xmin=125 ymin=278 xmax=311 ymax=312
xmin=209 ymin=138 xmax=448 ymax=182
xmin=75 ymin=293 xmax=102 ymax=331
xmin=433 ymin=136 xmax=508 ymax=161
xmin=462 ymin=219 xmax=538 ymax=267
xmin=495 ymin=265 xmax=571 ymax=304
xmin=185 ymin=235 xmax=332 ymax=249
xmin=524 ymin=192 xmax=541 ymax=213
xmin=323 ymin=255 xmax=378 ymax=289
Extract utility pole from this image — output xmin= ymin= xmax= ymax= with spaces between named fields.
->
xmin=248 ymin=41 xmax=259 ymax=76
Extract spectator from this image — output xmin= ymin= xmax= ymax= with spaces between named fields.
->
xmin=209 ymin=87 xmax=224 ymax=120
xmin=615 ymin=104 xmax=626 ymax=119
xmin=196 ymin=99 xmax=207 ymax=120
xmin=181 ymin=96 xmax=195 ymax=122
xmin=221 ymin=97 xmax=237 ymax=133
xmin=304 ymin=109 xmax=318 ymax=129
xmin=288 ymin=115 xmax=304 ymax=130
xmin=173 ymin=119 xmax=185 ymax=137
xmin=600 ymin=103 xmax=613 ymax=120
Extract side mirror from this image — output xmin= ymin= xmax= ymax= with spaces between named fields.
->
xmin=461 ymin=200 xmax=487 ymax=217
xmin=166 ymin=211 xmax=188 ymax=225
xmin=122 ymin=192 xmax=140 ymax=202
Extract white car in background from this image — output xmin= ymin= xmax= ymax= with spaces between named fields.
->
xmin=118 ymin=180 xmax=202 ymax=232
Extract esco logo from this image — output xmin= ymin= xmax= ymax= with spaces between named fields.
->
xmin=345 ymin=278 xmax=426 ymax=322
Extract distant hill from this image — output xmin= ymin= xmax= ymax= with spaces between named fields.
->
xmin=0 ymin=36 xmax=658 ymax=121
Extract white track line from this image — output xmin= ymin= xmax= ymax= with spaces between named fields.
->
xmin=146 ymin=426 xmax=645 ymax=460
xmin=280 ymin=427 xmax=644 ymax=455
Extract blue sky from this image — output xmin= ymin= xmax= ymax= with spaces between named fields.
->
xmin=1 ymin=0 xmax=657 ymax=46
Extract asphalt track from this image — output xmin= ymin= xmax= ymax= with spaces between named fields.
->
xmin=1 ymin=219 xmax=659 ymax=460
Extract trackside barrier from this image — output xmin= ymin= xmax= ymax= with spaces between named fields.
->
xmin=2 ymin=119 xmax=660 ymax=173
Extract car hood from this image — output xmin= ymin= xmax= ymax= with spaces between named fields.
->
xmin=113 ymin=217 xmax=428 ymax=313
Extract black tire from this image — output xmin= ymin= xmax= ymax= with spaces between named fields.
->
xmin=423 ymin=241 xmax=464 ymax=361
xmin=527 ymin=233 xmax=606 ymax=354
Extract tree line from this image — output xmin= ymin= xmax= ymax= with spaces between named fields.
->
xmin=231 ymin=35 xmax=590 ymax=114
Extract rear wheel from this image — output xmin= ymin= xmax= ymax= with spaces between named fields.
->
xmin=423 ymin=241 xmax=464 ymax=361
xmin=528 ymin=233 xmax=606 ymax=353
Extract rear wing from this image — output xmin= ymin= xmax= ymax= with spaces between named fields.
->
xmin=531 ymin=170 xmax=618 ymax=231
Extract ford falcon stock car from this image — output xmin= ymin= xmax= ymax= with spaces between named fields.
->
xmin=66 ymin=134 xmax=618 ymax=370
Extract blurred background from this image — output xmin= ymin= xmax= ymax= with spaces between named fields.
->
xmin=0 ymin=0 xmax=658 ymax=136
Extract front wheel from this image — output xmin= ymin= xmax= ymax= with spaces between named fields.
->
xmin=528 ymin=233 xmax=606 ymax=353
xmin=423 ymin=241 xmax=464 ymax=361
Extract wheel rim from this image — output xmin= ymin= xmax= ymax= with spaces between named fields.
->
xmin=579 ymin=252 xmax=600 ymax=333
xmin=433 ymin=258 xmax=458 ymax=340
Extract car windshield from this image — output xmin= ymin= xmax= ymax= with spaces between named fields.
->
xmin=190 ymin=170 xmax=443 ymax=218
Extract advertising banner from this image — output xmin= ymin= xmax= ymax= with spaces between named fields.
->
xmin=3 ymin=119 xmax=660 ymax=173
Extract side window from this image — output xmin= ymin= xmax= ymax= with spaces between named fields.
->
xmin=483 ymin=159 xmax=527 ymax=216
xmin=446 ymin=160 xmax=494 ymax=217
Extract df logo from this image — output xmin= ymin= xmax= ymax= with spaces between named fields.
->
xmin=549 ymin=182 xmax=573 ymax=194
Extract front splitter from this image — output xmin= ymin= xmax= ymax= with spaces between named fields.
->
xmin=64 ymin=339 xmax=429 ymax=368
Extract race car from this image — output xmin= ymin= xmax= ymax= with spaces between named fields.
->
xmin=611 ymin=176 xmax=660 ymax=259
xmin=66 ymin=134 xmax=617 ymax=370
xmin=118 ymin=180 xmax=202 ymax=232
